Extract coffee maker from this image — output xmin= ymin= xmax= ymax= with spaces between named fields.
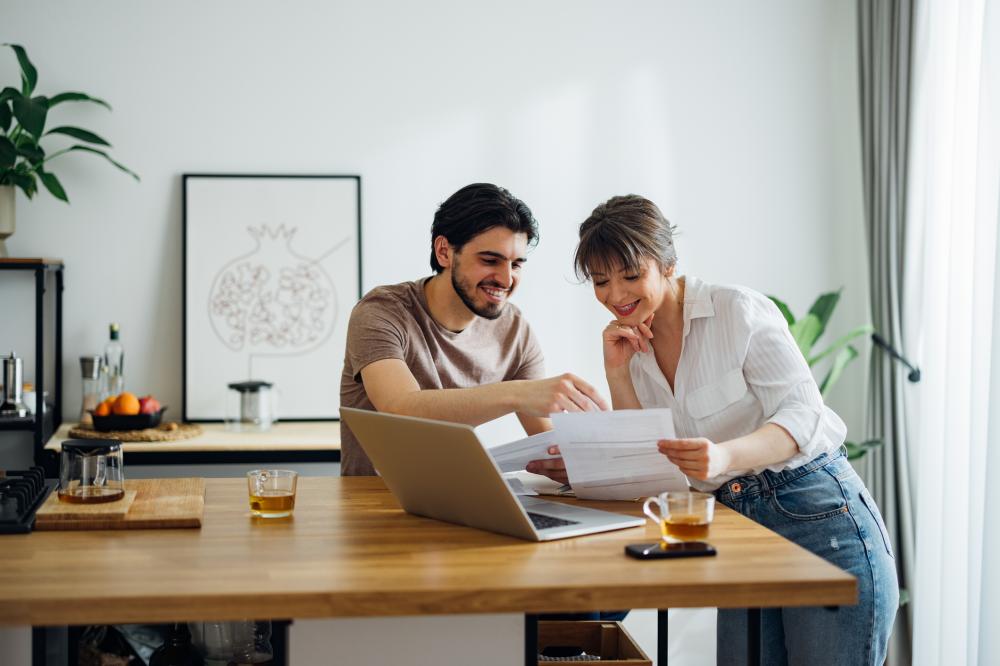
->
xmin=0 ymin=351 xmax=28 ymax=418
xmin=225 ymin=380 xmax=277 ymax=432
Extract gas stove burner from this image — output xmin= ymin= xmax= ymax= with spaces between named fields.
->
xmin=0 ymin=467 xmax=55 ymax=534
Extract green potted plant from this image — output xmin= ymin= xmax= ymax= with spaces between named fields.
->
xmin=768 ymin=289 xmax=882 ymax=460
xmin=0 ymin=43 xmax=137 ymax=256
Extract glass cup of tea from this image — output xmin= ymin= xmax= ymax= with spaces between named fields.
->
xmin=642 ymin=491 xmax=715 ymax=542
xmin=247 ymin=469 xmax=298 ymax=518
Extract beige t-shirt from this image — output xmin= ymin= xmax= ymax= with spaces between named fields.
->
xmin=339 ymin=278 xmax=546 ymax=476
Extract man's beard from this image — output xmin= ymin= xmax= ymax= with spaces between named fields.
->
xmin=451 ymin=267 xmax=508 ymax=320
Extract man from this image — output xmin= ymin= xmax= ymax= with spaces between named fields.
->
xmin=340 ymin=183 xmax=608 ymax=476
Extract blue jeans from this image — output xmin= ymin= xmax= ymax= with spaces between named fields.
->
xmin=715 ymin=449 xmax=898 ymax=665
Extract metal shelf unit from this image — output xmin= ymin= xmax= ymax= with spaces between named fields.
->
xmin=0 ymin=258 xmax=64 ymax=474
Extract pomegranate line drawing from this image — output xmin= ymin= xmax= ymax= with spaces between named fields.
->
xmin=208 ymin=224 xmax=350 ymax=377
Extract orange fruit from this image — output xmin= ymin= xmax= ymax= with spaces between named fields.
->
xmin=112 ymin=392 xmax=140 ymax=416
xmin=94 ymin=402 xmax=110 ymax=417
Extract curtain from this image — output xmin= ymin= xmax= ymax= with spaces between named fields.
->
xmin=904 ymin=0 xmax=1000 ymax=663
xmin=857 ymin=1 xmax=915 ymax=663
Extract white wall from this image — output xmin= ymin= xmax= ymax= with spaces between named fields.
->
xmin=1 ymin=1 xmax=867 ymax=452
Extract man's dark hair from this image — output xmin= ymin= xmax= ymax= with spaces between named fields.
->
xmin=429 ymin=183 xmax=539 ymax=273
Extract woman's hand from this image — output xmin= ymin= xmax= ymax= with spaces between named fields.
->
xmin=603 ymin=314 xmax=654 ymax=371
xmin=657 ymin=437 xmax=732 ymax=481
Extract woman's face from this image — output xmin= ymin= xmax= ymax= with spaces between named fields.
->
xmin=591 ymin=256 xmax=670 ymax=324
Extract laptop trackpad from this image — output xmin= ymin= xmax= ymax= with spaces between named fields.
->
xmin=519 ymin=496 xmax=597 ymax=518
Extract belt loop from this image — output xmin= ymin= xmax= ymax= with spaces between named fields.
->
xmin=758 ymin=470 xmax=772 ymax=494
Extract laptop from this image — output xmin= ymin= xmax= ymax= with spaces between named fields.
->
xmin=340 ymin=407 xmax=645 ymax=541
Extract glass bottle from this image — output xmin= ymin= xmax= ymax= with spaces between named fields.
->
xmin=189 ymin=621 xmax=237 ymax=666
xmin=227 ymin=621 xmax=273 ymax=665
xmin=104 ymin=322 xmax=125 ymax=396
xmin=150 ymin=623 xmax=203 ymax=666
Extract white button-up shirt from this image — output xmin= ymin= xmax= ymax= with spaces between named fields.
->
xmin=629 ymin=276 xmax=847 ymax=491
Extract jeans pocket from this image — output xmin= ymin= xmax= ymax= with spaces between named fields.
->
xmin=859 ymin=488 xmax=894 ymax=558
xmin=769 ymin=468 xmax=850 ymax=521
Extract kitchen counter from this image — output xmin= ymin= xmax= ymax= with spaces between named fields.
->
xmin=46 ymin=422 xmax=340 ymax=454
xmin=43 ymin=422 xmax=340 ymax=467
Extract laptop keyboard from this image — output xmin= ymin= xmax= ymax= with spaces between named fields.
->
xmin=527 ymin=511 xmax=581 ymax=530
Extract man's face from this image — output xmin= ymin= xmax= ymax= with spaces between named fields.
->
xmin=447 ymin=226 xmax=529 ymax=320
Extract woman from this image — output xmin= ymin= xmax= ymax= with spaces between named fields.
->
xmin=561 ymin=195 xmax=896 ymax=664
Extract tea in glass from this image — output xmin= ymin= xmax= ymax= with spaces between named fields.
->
xmin=661 ymin=513 xmax=711 ymax=540
xmin=643 ymin=491 xmax=715 ymax=542
xmin=247 ymin=469 xmax=297 ymax=518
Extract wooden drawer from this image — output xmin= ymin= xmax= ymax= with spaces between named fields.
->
xmin=537 ymin=621 xmax=651 ymax=665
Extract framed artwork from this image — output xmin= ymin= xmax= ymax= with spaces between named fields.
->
xmin=183 ymin=174 xmax=361 ymax=421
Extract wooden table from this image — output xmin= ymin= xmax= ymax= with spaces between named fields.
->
xmin=2 ymin=477 xmax=855 ymax=664
xmin=44 ymin=422 xmax=341 ymax=468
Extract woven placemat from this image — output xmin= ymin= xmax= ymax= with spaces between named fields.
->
xmin=67 ymin=422 xmax=203 ymax=442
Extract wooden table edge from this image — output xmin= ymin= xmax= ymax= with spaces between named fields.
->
xmin=1 ymin=579 xmax=856 ymax=627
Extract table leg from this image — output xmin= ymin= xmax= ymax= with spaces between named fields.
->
xmin=524 ymin=614 xmax=538 ymax=666
xmin=32 ymin=627 xmax=45 ymax=666
xmin=657 ymin=609 xmax=668 ymax=664
xmin=68 ymin=625 xmax=83 ymax=666
xmin=747 ymin=608 xmax=761 ymax=666
xmin=272 ymin=620 xmax=291 ymax=665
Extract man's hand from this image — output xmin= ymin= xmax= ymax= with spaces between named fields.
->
xmin=657 ymin=438 xmax=732 ymax=481
xmin=515 ymin=373 xmax=609 ymax=416
xmin=526 ymin=445 xmax=568 ymax=485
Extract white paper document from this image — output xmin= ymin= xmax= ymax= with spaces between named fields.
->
xmin=503 ymin=474 xmax=538 ymax=496
xmin=487 ymin=430 xmax=559 ymax=472
xmin=550 ymin=409 xmax=689 ymax=500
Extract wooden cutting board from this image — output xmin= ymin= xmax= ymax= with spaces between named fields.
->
xmin=34 ymin=478 xmax=205 ymax=531
xmin=36 ymin=489 xmax=138 ymax=522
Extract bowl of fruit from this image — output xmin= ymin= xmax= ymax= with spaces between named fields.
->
xmin=91 ymin=392 xmax=166 ymax=432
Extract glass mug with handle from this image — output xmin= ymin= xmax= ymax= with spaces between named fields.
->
xmin=642 ymin=491 xmax=715 ymax=542
xmin=247 ymin=469 xmax=298 ymax=518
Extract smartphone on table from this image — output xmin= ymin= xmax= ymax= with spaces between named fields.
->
xmin=625 ymin=541 xmax=717 ymax=559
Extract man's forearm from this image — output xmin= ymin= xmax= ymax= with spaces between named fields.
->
xmin=379 ymin=381 xmax=521 ymax=426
